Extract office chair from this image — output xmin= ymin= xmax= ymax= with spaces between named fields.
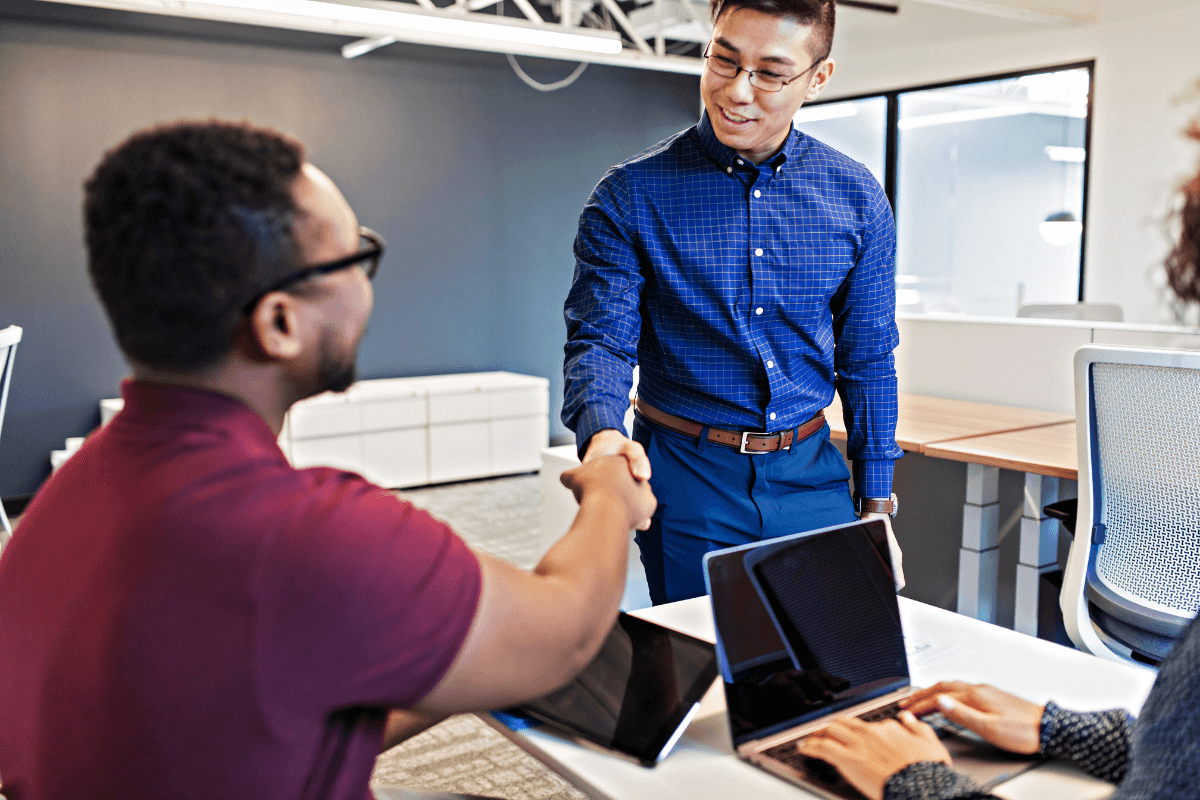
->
xmin=1061 ymin=345 xmax=1200 ymax=665
xmin=1016 ymin=302 xmax=1123 ymax=323
xmin=0 ymin=325 xmax=22 ymax=553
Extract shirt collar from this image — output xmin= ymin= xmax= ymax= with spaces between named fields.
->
xmin=694 ymin=110 xmax=803 ymax=174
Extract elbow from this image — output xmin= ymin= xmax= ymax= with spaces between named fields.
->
xmin=545 ymin=595 xmax=621 ymax=691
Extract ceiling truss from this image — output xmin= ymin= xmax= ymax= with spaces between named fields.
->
xmin=37 ymin=0 xmax=1095 ymax=75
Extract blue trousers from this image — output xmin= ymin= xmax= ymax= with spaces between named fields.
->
xmin=632 ymin=412 xmax=857 ymax=605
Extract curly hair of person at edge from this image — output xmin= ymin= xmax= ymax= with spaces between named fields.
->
xmin=1164 ymin=116 xmax=1200 ymax=305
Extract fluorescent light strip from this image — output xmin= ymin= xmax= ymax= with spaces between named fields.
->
xmin=44 ymin=0 xmax=627 ymax=56
xmin=187 ymin=0 xmax=625 ymax=53
xmin=342 ymin=34 xmax=396 ymax=58
xmin=899 ymin=103 xmax=1087 ymax=130
xmin=794 ymin=103 xmax=858 ymax=124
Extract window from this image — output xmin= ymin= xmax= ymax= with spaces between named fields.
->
xmin=794 ymin=63 xmax=1093 ymax=318
xmin=793 ymin=96 xmax=888 ymax=187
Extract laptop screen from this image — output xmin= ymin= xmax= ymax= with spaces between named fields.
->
xmin=704 ymin=520 xmax=909 ymax=746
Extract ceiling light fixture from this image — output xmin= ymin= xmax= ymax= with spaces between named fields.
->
xmin=1044 ymin=145 xmax=1086 ymax=163
xmin=39 ymin=0 xmax=625 ymax=57
xmin=1039 ymin=211 xmax=1082 ymax=247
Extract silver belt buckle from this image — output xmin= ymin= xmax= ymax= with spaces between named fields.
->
xmin=740 ymin=431 xmax=782 ymax=454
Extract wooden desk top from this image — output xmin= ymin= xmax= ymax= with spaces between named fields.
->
xmin=922 ymin=421 xmax=1078 ymax=480
xmin=825 ymin=393 xmax=1073 ymax=453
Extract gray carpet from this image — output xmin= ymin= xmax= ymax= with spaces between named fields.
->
xmin=372 ymin=713 xmax=586 ymax=800
xmin=373 ymin=475 xmax=588 ymax=800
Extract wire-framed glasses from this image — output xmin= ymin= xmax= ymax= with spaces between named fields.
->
xmin=242 ymin=226 xmax=386 ymax=313
xmin=702 ymin=44 xmax=827 ymax=93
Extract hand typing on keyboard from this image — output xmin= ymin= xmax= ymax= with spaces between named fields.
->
xmin=797 ymin=710 xmax=951 ymax=800
xmin=900 ymin=681 xmax=1045 ymax=755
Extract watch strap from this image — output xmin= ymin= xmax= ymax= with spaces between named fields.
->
xmin=857 ymin=494 xmax=897 ymax=517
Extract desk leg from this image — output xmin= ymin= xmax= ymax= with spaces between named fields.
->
xmin=1015 ymin=474 xmax=1060 ymax=637
xmin=958 ymin=463 xmax=1000 ymax=623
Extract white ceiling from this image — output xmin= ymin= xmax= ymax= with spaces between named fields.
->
xmin=834 ymin=0 xmax=1200 ymax=52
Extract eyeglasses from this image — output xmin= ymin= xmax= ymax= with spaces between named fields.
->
xmin=702 ymin=44 xmax=827 ymax=93
xmin=243 ymin=226 xmax=386 ymax=313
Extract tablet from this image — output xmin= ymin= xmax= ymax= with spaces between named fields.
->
xmin=509 ymin=612 xmax=719 ymax=766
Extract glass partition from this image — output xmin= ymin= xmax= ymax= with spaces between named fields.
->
xmin=794 ymin=96 xmax=888 ymax=188
xmin=794 ymin=63 xmax=1093 ymax=319
xmin=895 ymin=67 xmax=1090 ymax=316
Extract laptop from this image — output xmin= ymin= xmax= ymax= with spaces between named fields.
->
xmin=702 ymin=519 xmax=1038 ymax=800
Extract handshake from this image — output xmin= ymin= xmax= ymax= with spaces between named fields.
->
xmin=560 ymin=428 xmax=657 ymax=533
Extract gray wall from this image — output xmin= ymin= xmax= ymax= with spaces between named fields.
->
xmin=0 ymin=12 xmax=700 ymax=498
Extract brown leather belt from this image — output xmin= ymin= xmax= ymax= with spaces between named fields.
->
xmin=634 ymin=398 xmax=825 ymax=454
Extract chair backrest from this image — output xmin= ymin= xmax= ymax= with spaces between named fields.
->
xmin=1063 ymin=345 xmax=1200 ymax=664
xmin=0 ymin=325 xmax=22 ymax=551
xmin=1017 ymin=302 xmax=1124 ymax=323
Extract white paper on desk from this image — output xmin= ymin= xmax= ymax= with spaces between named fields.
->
xmin=905 ymin=636 xmax=962 ymax=667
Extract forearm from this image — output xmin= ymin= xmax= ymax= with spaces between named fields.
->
xmin=884 ymin=763 xmax=997 ymax=800
xmin=839 ymin=372 xmax=901 ymax=499
xmin=562 ymin=313 xmax=638 ymax=450
xmin=1039 ymin=702 xmax=1132 ymax=783
xmin=534 ymin=488 xmax=632 ymax=621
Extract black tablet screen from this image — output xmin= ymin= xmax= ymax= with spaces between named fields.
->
xmin=513 ymin=612 xmax=718 ymax=765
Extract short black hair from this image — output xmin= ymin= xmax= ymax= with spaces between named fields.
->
xmin=84 ymin=120 xmax=305 ymax=371
xmin=708 ymin=0 xmax=835 ymax=60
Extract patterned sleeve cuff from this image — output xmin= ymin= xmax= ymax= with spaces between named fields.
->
xmin=884 ymin=762 xmax=993 ymax=800
xmin=1039 ymin=701 xmax=1133 ymax=783
xmin=573 ymin=404 xmax=632 ymax=459
xmin=853 ymin=459 xmax=896 ymax=501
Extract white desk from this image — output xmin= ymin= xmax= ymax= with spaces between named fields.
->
xmin=485 ymin=597 xmax=1156 ymax=800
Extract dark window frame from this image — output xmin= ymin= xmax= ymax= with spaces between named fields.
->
xmin=803 ymin=60 xmax=1095 ymax=301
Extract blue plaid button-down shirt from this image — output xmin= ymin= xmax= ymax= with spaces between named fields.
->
xmin=563 ymin=112 xmax=902 ymax=498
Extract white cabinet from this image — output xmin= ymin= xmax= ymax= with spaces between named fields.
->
xmin=284 ymin=371 xmax=549 ymax=488
xmin=422 ymin=372 xmax=550 ymax=484
xmin=284 ymin=380 xmax=429 ymax=486
xmin=96 ymin=372 xmax=549 ymax=489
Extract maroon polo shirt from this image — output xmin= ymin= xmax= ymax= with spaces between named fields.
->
xmin=0 ymin=381 xmax=482 ymax=800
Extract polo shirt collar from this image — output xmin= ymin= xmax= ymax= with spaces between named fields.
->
xmin=694 ymin=110 xmax=802 ymax=174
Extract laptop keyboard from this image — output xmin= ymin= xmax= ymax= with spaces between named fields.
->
xmin=854 ymin=699 xmax=905 ymax=723
xmin=761 ymin=702 xmax=964 ymax=778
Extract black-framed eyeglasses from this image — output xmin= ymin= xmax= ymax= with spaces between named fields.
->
xmin=702 ymin=44 xmax=827 ymax=93
xmin=242 ymin=226 xmax=385 ymax=313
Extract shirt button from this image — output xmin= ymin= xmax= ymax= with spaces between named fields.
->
xmin=755 ymin=307 xmax=763 ymax=315
xmin=754 ymin=190 xmax=761 ymax=198
xmin=767 ymin=360 xmax=774 ymax=368
xmin=755 ymin=248 xmax=764 ymax=257
xmin=770 ymin=412 xmax=777 ymax=420
xmin=776 ymin=166 xmax=782 ymax=173
xmin=726 ymin=166 xmax=732 ymax=174
xmin=737 ymin=159 xmax=744 ymax=165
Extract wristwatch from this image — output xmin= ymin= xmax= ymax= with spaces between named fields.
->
xmin=856 ymin=493 xmax=899 ymax=519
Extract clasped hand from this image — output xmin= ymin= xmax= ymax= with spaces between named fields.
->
xmin=796 ymin=682 xmax=1045 ymax=800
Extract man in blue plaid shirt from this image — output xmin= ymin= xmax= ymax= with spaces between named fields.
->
xmin=563 ymin=0 xmax=903 ymax=604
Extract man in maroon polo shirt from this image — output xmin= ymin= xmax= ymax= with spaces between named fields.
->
xmin=0 ymin=121 xmax=655 ymax=800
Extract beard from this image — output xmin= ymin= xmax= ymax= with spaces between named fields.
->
xmin=315 ymin=327 xmax=359 ymax=395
